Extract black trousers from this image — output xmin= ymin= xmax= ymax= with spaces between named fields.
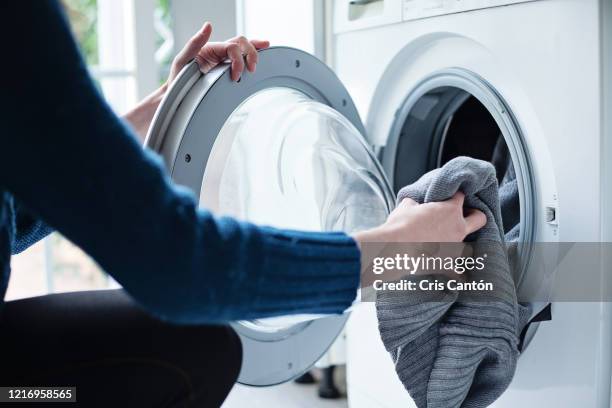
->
xmin=0 ymin=290 xmax=242 ymax=407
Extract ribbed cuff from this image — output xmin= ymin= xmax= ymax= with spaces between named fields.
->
xmin=242 ymin=226 xmax=361 ymax=319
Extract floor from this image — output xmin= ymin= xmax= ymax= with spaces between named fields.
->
xmin=223 ymin=383 xmax=348 ymax=408
xmin=223 ymin=368 xmax=348 ymax=408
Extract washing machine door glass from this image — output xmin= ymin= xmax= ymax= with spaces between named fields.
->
xmin=145 ymin=47 xmax=394 ymax=386
xmin=201 ymin=86 xmax=391 ymax=232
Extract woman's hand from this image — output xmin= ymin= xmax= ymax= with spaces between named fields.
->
xmin=168 ymin=22 xmax=270 ymax=83
xmin=352 ymin=192 xmax=486 ymax=245
xmin=124 ymin=22 xmax=269 ymax=141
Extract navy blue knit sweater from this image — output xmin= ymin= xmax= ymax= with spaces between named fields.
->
xmin=0 ymin=1 xmax=360 ymax=324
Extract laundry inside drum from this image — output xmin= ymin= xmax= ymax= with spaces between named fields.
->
xmin=437 ymin=95 xmax=521 ymax=240
xmin=388 ymin=86 xmax=532 ymax=277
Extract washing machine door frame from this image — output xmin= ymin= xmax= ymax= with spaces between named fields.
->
xmin=147 ymin=46 xmax=376 ymax=185
xmin=145 ymin=46 xmax=394 ymax=387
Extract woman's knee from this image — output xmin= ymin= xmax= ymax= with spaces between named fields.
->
xmin=184 ymin=325 xmax=242 ymax=406
xmin=210 ymin=325 xmax=243 ymax=383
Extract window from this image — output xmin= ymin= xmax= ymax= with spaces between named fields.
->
xmin=6 ymin=0 xmax=174 ymax=301
xmin=94 ymin=0 xmax=138 ymax=113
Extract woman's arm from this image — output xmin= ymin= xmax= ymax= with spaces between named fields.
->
xmin=1 ymin=1 xmax=361 ymax=323
xmin=11 ymin=199 xmax=54 ymax=254
xmin=123 ymin=23 xmax=269 ymax=141
xmin=122 ymin=85 xmax=167 ymax=142
xmin=10 ymin=24 xmax=269 ymax=253
xmin=1 ymin=1 xmax=482 ymax=324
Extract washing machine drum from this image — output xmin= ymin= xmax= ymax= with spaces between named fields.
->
xmin=145 ymin=47 xmax=395 ymax=386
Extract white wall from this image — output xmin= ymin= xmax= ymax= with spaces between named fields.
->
xmin=170 ymin=0 xmax=238 ymax=53
xmin=239 ymin=0 xmax=316 ymax=55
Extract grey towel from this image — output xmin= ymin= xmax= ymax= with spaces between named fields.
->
xmin=375 ymin=157 xmax=530 ymax=408
xmin=492 ymin=137 xmax=520 ymax=241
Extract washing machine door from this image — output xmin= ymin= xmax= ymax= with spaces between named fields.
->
xmin=145 ymin=47 xmax=395 ymax=386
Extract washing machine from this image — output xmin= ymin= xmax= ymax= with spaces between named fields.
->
xmin=330 ymin=0 xmax=612 ymax=407
xmin=143 ymin=0 xmax=612 ymax=405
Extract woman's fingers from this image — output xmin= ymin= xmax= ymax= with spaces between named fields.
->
xmin=251 ymin=39 xmax=271 ymax=50
xmin=167 ymin=23 xmax=269 ymax=87
xmin=231 ymin=36 xmax=259 ymax=72
xmin=226 ymin=43 xmax=245 ymax=81
xmin=464 ymin=208 xmax=487 ymax=234
xmin=450 ymin=191 xmax=465 ymax=207
xmin=188 ymin=30 xmax=269 ymax=80
xmin=195 ymin=41 xmax=245 ymax=80
xmin=398 ymin=197 xmax=418 ymax=207
xmin=228 ymin=37 xmax=271 ymax=73
xmin=176 ymin=22 xmax=212 ymax=67
xmin=450 ymin=191 xmax=485 ymax=234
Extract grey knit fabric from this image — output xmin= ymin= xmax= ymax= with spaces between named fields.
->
xmin=493 ymin=137 xmax=520 ymax=241
xmin=376 ymin=157 xmax=530 ymax=408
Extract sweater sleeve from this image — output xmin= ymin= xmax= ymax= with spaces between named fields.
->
xmin=11 ymin=199 xmax=54 ymax=255
xmin=0 ymin=0 xmax=360 ymax=324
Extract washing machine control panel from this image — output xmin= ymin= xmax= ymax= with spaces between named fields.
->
xmin=403 ymin=0 xmax=537 ymax=21
xmin=334 ymin=0 xmax=540 ymax=34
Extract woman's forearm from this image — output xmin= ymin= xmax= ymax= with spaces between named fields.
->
xmin=1 ymin=0 xmax=360 ymax=324
xmin=122 ymin=83 xmax=168 ymax=142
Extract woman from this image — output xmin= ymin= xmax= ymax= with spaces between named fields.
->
xmin=0 ymin=1 xmax=486 ymax=407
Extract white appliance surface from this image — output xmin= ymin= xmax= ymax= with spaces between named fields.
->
xmin=333 ymin=0 xmax=612 ymax=406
